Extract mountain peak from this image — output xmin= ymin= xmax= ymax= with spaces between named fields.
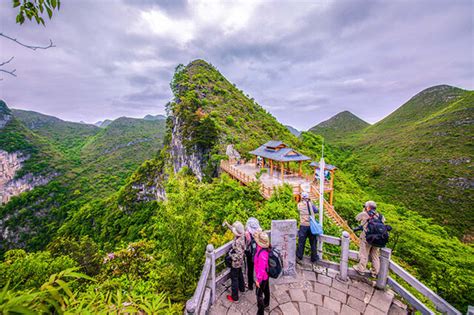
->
xmin=373 ymin=84 xmax=467 ymax=129
xmin=0 ymin=100 xmax=12 ymax=128
xmin=309 ymin=111 xmax=369 ymax=142
xmin=0 ymin=100 xmax=11 ymax=116
xmin=143 ymin=114 xmax=166 ymax=121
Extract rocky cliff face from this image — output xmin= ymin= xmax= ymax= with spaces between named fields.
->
xmin=169 ymin=115 xmax=206 ymax=181
xmin=0 ymin=112 xmax=11 ymax=129
xmin=0 ymin=150 xmax=55 ymax=204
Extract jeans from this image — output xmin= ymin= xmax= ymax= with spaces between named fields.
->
xmin=245 ymin=251 xmax=254 ymax=290
xmin=296 ymin=225 xmax=318 ymax=262
xmin=231 ymin=267 xmax=245 ymax=300
xmin=256 ymin=279 xmax=270 ymax=315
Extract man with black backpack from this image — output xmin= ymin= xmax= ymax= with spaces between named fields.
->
xmin=354 ymin=200 xmax=391 ymax=277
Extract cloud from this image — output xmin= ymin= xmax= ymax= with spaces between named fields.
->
xmin=0 ymin=0 xmax=472 ymax=130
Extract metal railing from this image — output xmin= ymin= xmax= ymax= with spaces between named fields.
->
xmin=185 ymin=230 xmax=460 ymax=315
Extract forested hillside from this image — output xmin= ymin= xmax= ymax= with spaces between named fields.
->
xmin=1 ymin=63 xmax=472 ymax=313
xmin=0 ymin=104 xmax=167 ymax=253
xmin=310 ymin=85 xmax=474 ymax=241
xmin=12 ymin=109 xmax=100 ymax=158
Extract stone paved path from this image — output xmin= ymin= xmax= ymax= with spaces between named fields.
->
xmin=210 ymin=261 xmax=408 ymax=315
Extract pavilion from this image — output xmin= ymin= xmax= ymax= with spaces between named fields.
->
xmin=249 ymin=141 xmax=311 ymax=181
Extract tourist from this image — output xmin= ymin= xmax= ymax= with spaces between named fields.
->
xmin=296 ymin=191 xmax=319 ymax=264
xmin=224 ymin=220 xmax=246 ymax=302
xmin=353 ymin=200 xmax=385 ymax=276
xmin=254 ymin=231 xmax=270 ymax=315
xmin=245 ymin=217 xmax=262 ymax=290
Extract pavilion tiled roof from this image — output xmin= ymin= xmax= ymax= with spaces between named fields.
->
xmin=249 ymin=141 xmax=311 ymax=162
xmin=309 ymin=161 xmax=337 ymax=170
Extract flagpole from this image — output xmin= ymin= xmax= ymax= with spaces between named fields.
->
xmin=319 ymin=145 xmax=325 ymax=227
xmin=318 ymin=143 xmax=325 ymax=260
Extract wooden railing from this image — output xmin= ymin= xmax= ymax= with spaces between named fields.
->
xmin=310 ymin=183 xmax=360 ymax=245
xmin=185 ymin=231 xmax=460 ymax=315
xmin=221 ymin=160 xmax=359 ymax=244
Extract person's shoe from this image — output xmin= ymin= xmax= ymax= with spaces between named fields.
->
xmin=227 ymin=295 xmax=237 ymax=302
xmin=248 ymin=285 xmax=254 ymax=291
xmin=296 ymin=257 xmax=303 ymax=265
xmin=355 ymin=268 xmax=366 ymax=276
xmin=312 ymin=263 xmax=324 ymax=273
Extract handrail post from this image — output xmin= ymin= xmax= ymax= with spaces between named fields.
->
xmin=340 ymin=231 xmax=350 ymax=281
xmin=207 ymin=244 xmax=216 ymax=304
xmin=376 ymin=247 xmax=392 ymax=289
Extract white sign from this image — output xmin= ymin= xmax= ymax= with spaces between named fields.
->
xmin=271 ymin=219 xmax=297 ymax=276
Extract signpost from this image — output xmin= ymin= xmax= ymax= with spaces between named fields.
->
xmin=271 ymin=219 xmax=297 ymax=276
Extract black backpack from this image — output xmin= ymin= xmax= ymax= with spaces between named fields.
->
xmin=225 ymin=249 xmax=235 ymax=268
xmin=365 ymin=213 xmax=392 ymax=247
xmin=257 ymin=247 xmax=283 ymax=279
xmin=245 ymin=234 xmax=257 ymax=258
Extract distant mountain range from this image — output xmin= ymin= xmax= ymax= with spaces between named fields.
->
xmin=94 ymin=114 xmax=166 ymax=128
xmin=1 ymin=104 xmax=166 ymax=251
xmin=309 ymin=85 xmax=474 ymax=240
xmin=285 ymin=125 xmax=301 ymax=137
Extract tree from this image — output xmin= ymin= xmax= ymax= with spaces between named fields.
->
xmin=0 ymin=0 xmax=61 ymax=79
xmin=13 ymin=0 xmax=61 ymax=25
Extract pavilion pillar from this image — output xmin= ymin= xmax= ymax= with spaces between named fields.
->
xmin=280 ymin=162 xmax=284 ymax=181
xmin=298 ymin=161 xmax=302 ymax=176
xmin=270 ymin=159 xmax=273 ymax=176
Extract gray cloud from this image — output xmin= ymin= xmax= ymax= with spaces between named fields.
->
xmin=0 ymin=0 xmax=472 ymax=129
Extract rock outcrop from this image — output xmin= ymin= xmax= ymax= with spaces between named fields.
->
xmin=0 ymin=150 xmax=55 ymax=204
xmin=169 ymin=115 xmax=206 ymax=181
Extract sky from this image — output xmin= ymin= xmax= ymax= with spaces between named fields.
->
xmin=0 ymin=0 xmax=473 ymax=130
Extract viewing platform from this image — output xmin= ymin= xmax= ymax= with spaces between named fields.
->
xmin=185 ymin=229 xmax=461 ymax=315
xmin=210 ymin=259 xmax=407 ymax=315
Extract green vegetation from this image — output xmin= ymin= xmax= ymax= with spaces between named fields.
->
xmin=1 ymin=62 xmax=472 ymax=312
xmin=12 ymin=109 xmax=100 ymax=159
xmin=309 ymin=110 xmax=369 ymax=143
xmin=1 ymin=103 xmax=167 ymax=254
xmin=310 ymin=86 xmax=474 ymax=240
xmin=169 ymin=60 xmax=296 ymax=173
xmin=0 ymin=102 xmax=63 ymax=177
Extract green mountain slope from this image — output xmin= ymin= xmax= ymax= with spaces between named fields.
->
xmin=171 ymin=60 xmax=296 ymax=154
xmin=75 ymin=117 xmax=167 ymax=198
xmin=340 ymin=86 xmax=474 ymax=240
xmin=0 ymin=102 xmax=63 ymax=177
xmin=309 ymin=110 xmax=370 ymax=143
xmin=12 ymin=109 xmax=100 ymax=159
xmin=0 ymin=108 xmax=166 ymax=252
